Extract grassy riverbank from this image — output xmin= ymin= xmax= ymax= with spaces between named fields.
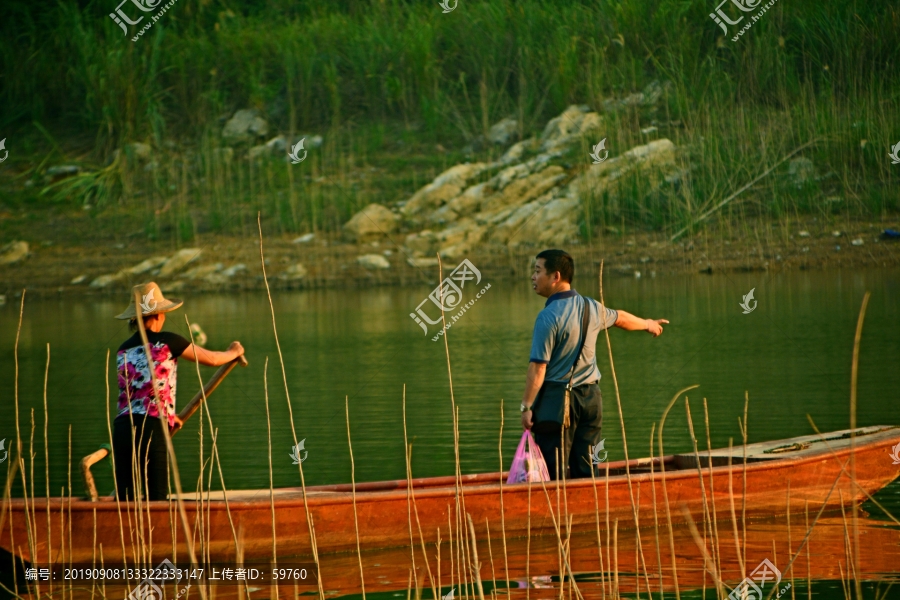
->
xmin=1 ymin=0 xmax=898 ymax=248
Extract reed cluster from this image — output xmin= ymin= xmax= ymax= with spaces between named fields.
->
xmin=1 ymin=0 xmax=897 ymax=243
xmin=2 ymin=252 xmax=898 ymax=600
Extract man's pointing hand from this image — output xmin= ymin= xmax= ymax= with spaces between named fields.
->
xmin=646 ymin=319 xmax=669 ymax=337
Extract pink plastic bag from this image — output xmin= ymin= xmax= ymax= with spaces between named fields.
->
xmin=506 ymin=431 xmax=550 ymax=484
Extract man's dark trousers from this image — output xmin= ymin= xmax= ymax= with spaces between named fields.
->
xmin=533 ymin=383 xmax=603 ymax=480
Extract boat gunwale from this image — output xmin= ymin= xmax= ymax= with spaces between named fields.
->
xmin=3 ymin=426 xmax=897 ymax=513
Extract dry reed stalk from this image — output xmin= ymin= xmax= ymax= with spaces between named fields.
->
xmin=555 ymin=449 xmax=563 ymax=598
xmin=183 ymin=314 xmax=240 ymax=552
xmin=761 ymin=467 xmax=855 ymax=600
xmin=648 ymin=424 xmax=662 ymax=599
xmin=838 ymin=491 xmax=857 ymax=587
xmin=484 ymin=518 xmax=497 ymax=592
xmin=597 ymin=261 xmax=654 ymax=593
xmin=23 ymin=411 xmax=37 ymax=599
xmin=786 ymin=483 xmax=795 ymax=600
xmin=466 ymin=513 xmax=487 ymax=600
xmin=526 ymin=479 xmax=531 ymax=600
xmin=42 ymin=345 xmax=52 ymax=597
xmin=604 ymin=463 xmax=611 ymax=588
xmin=448 ymin=508 xmax=456 ymax=593
xmin=656 ymin=385 xmax=698 ymax=600
xmin=740 ymin=392 xmax=749 ymax=572
xmin=436 ymin=528 xmax=443 ymax=596
xmin=263 ymin=358 xmax=281 ymax=600
xmin=613 ymin=519 xmax=619 ymax=600
xmin=684 ymin=398 xmax=723 ymax=598
xmin=837 ymin=562 xmax=849 ymax=600
xmin=804 ymin=502 xmax=811 ymax=600
xmin=103 ymin=349 xmax=130 ymax=575
xmin=726 ymin=439 xmax=745 ymax=580
xmin=535 ymin=476 xmax=584 ymax=600
xmin=67 ymin=427 xmax=74 ymax=600
xmin=455 ymin=408 xmax=471 ymax=599
xmin=401 ymin=388 xmax=421 ymax=597
xmin=498 ymin=399 xmax=511 ymax=592
xmin=588 ymin=463 xmax=606 ymax=599
xmin=410 ymin=485 xmax=437 ymax=600
xmin=848 ymin=292 xmax=870 ymax=600
xmin=0 ymin=428 xmax=22 ymax=552
xmin=679 ymin=506 xmax=725 ymax=594
xmin=805 ymin=418 xmax=900 ymax=526
xmin=256 ymin=214 xmax=324 ymax=600
xmin=11 ymin=293 xmax=37 ymax=592
xmin=345 ymin=396 xmax=367 ymax=600
xmin=701 ymin=398 xmax=723 ymax=583
xmin=132 ymin=289 xmax=206 ymax=600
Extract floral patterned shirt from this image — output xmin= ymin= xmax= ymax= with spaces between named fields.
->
xmin=117 ymin=331 xmax=191 ymax=428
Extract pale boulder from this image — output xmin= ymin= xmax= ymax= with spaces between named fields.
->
xmin=400 ymin=163 xmax=488 ymax=219
xmin=158 ymin=248 xmax=202 ymax=277
xmin=127 ymin=256 xmax=168 ymax=275
xmin=222 ymin=109 xmax=269 ymax=145
xmin=342 ymin=203 xmax=399 ymax=243
xmin=356 ymin=254 xmax=391 ymax=269
xmin=0 ymin=241 xmax=29 ymax=265
xmin=280 ymin=263 xmax=308 ymax=280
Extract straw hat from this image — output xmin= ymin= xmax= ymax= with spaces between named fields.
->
xmin=114 ymin=282 xmax=183 ymax=320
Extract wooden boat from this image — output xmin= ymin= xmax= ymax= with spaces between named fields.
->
xmin=2 ymin=425 xmax=899 ymax=568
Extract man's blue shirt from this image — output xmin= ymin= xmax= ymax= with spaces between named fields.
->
xmin=529 ymin=289 xmax=618 ymax=386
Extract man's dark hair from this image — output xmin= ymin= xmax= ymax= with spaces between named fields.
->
xmin=536 ymin=249 xmax=574 ymax=283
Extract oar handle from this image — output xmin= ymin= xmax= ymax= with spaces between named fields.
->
xmin=81 ymin=354 xmax=248 ymax=500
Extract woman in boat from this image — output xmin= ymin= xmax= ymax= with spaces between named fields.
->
xmin=112 ymin=282 xmax=244 ymax=501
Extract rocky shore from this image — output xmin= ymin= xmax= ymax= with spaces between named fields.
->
xmin=2 ymin=95 xmax=898 ymax=300
xmin=1 ymin=215 xmax=898 ymax=302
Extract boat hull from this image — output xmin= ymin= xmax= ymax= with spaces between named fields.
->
xmin=2 ymin=426 xmax=898 ymax=565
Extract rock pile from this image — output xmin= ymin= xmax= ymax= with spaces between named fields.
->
xmin=344 ymin=98 xmax=682 ymax=259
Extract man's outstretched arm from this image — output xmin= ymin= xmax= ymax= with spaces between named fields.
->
xmin=614 ymin=310 xmax=669 ymax=337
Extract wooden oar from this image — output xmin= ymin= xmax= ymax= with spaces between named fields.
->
xmin=81 ymin=354 xmax=249 ymax=501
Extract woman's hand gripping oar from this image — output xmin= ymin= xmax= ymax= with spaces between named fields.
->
xmin=80 ymin=354 xmax=248 ymax=501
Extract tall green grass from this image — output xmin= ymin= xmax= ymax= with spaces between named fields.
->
xmin=0 ymin=0 xmax=897 ymax=242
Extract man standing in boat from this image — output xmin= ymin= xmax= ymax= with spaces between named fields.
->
xmin=521 ymin=249 xmax=668 ymax=480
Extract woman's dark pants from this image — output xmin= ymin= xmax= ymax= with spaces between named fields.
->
xmin=113 ymin=414 xmax=168 ymax=501
xmin=533 ymin=384 xmax=603 ymax=480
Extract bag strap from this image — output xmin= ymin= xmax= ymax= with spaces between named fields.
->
xmin=565 ymin=295 xmax=592 ymax=389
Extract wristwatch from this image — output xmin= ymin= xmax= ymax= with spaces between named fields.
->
xmin=520 ymin=403 xmax=533 ymax=413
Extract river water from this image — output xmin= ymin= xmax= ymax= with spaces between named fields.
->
xmin=4 ymin=267 xmax=899 ymax=490
xmin=2 ymin=267 xmax=899 ymax=597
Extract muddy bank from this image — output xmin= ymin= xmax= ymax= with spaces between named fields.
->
xmin=2 ymin=216 xmax=898 ymax=300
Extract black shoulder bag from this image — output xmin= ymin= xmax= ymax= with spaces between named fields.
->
xmin=531 ymin=296 xmax=591 ymax=433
